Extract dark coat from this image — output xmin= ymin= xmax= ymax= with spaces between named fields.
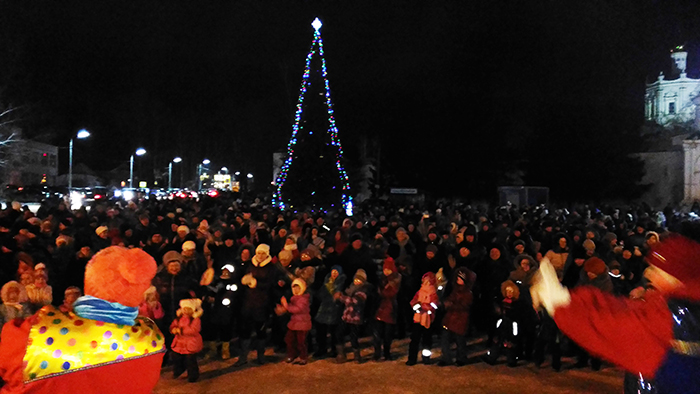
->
xmin=340 ymin=244 xmax=378 ymax=287
xmin=153 ymin=270 xmax=198 ymax=324
xmin=240 ymin=259 xmax=278 ymax=323
xmin=315 ymin=272 xmax=347 ymax=325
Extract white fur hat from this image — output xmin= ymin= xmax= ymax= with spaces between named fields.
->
xmin=182 ymin=240 xmax=196 ymax=252
xmin=255 ymin=243 xmax=270 ymax=256
xmin=177 ymin=298 xmax=203 ymax=319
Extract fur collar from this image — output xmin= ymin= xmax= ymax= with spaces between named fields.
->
xmin=252 ymin=255 xmax=272 ymax=267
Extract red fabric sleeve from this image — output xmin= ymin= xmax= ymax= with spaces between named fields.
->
xmin=0 ymin=318 xmax=32 ymax=393
xmin=553 ymin=287 xmax=673 ymax=377
xmin=409 ymin=292 xmax=420 ymax=307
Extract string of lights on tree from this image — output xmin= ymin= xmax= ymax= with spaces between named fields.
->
xmin=272 ymin=17 xmax=353 ymax=215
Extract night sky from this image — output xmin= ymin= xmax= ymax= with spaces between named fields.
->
xmin=0 ymin=1 xmax=698 ymax=200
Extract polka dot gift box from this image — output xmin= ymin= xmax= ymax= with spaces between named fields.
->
xmin=0 ymin=246 xmax=164 ymax=394
xmin=23 ymin=307 xmax=165 ymax=382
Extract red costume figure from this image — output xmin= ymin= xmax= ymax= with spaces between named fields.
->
xmin=0 ymin=246 xmax=165 ymax=394
xmin=532 ymin=235 xmax=700 ymax=394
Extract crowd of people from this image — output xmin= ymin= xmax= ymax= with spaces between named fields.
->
xmin=0 ymin=195 xmax=685 ymax=383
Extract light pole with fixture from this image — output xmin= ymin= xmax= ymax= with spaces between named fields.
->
xmin=198 ymin=159 xmax=210 ymax=191
xmin=68 ymin=129 xmax=91 ymax=191
xmin=129 ymin=148 xmax=147 ymax=189
xmin=169 ymin=157 xmax=182 ymax=190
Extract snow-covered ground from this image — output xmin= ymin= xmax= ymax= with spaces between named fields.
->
xmin=155 ymin=337 xmax=623 ymax=394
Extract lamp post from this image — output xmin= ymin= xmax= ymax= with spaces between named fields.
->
xmin=129 ymin=148 xmax=147 ymax=189
xmin=169 ymin=157 xmax=182 ymax=190
xmin=247 ymin=173 xmax=254 ymax=193
xmin=68 ymin=129 xmax=91 ymax=190
xmin=198 ymin=159 xmax=211 ymax=191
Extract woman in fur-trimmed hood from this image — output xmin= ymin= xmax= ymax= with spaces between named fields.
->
xmin=509 ymin=254 xmax=539 ymax=284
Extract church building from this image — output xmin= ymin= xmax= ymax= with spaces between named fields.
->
xmin=638 ymin=46 xmax=700 ymax=207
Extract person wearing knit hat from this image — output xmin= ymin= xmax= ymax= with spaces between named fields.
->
xmin=93 ymin=225 xmax=112 ymax=252
xmin=279 ymin=278 xmax=312 ymax=364
xmin=163 ymin=250 xmax=184 ymax=266
xmin=607 ymin=260 xmax=631 ymax=297
xmin=374 ymin=254 xmax=402 ymax=361
xmin=236 ymin=243 xmax=276 ymax=366
xmin=407 ymin=272 xmax=439 ymax=366
xmin=138 ymin=286 xmax=164 ymax=322
xmin=583 ymin=257 xmax=607 ymax=279
xmin=59 ymin=286 xmax=82 ymax=313
xmin=335 ymin=268 xmax=372 ymax=363
xmin=313 ymin=265 xmax=347 ymax=359
xmin=440 ymin=267 xmax=474 ymax=366
xmin=0 ymin=281 xmax=32 ymax=335
xmin=531 ymin=233 xmax=700 ymax=393
xmin=171 ymin=298 xmax=203 ymax=382
xmin=182 ymin=240 xmax=196 ymax=252
xmin=25 ymin=268 xmax=52 ymax=308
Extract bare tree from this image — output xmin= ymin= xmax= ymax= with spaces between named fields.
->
xmin=0 ymin=104 xmax=19 ymax=166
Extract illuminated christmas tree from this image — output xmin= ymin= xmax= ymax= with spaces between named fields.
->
xmin=273 ymin=18 xmax=353 ymax=215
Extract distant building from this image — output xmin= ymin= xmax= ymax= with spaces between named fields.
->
xmin=645 ymin=46 xmax=700 ymax=128
xmin=638 ymin=46 xmax=700 ymax=207
xmin=55 ymin=163 xmax=102 ymax=188
xmin=2 ymin=131 xmax=59 ymax=186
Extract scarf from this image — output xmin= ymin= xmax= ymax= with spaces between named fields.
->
xmin=73 ymin=295 xmax=139 ymax=326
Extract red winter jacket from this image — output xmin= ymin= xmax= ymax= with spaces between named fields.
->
xmin=170 ymin=315 xmax=202 ymax=355
xmin=441 ymin=286 xmax=473 ymax=336
xmin=286 ymin=293 xmax=312 ymax=331
xmin=375 ymin=273 xmax=401 ymax=324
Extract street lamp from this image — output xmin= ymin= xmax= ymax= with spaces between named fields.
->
xmin=68 ymin=129 xmax=91 ymax=190
xmin=169 ymin=157 xmax=182 ymax=190
xmin=198 ymin=159 xmax=211 ymax=191
xmin=247 ymin=173 xmax=253 ymax=179
xmin=129 ymin=148 xmax=147 ymax=189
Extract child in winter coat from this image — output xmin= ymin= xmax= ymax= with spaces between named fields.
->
xmin=139 ymin=286 xmax=165 ymax=321
xmin=484 ymin=280 xmax=522 ymax=367
xmin=280 ymin=278 xmax=312 ymax=364
xmin=439 ymin=267 xmax=475 ymax=366
xmin=170 ymin=298 xmax=203 ymax=383
xmin=373 ymin=255 xmax=401 ymax=361
xmin=314 ymin=265 xmax=346 ymax=358
xmin=59 ymin=286 xmax=82 ymax=313
xmin=206 ymin=264 xmax=238 ymax=360
xmin=335 ymin=269 xmax=371 ymax=363
xmin=0 ymin=281 xmax=32 ymax=335
xmin=407 ymin=272 xmax=439 ymax=365
xmin=25 ymin=267 xmax=52 ymax=309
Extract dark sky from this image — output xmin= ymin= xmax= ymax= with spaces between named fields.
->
xmin=0 ymin=1 xmax=698 ymax=199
